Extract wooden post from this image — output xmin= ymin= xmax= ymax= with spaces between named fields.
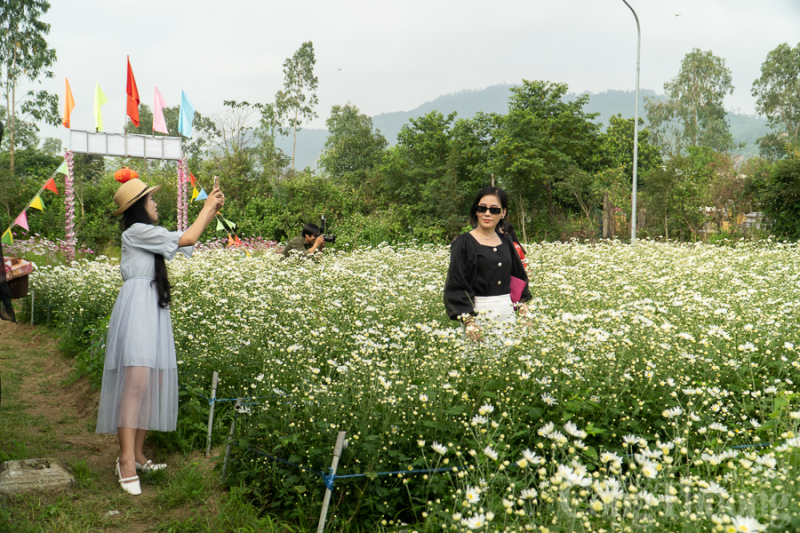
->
xmin=205 ymin=371 xmax=220 ymax=457
xmin=220 ymin=397 xmax=241 ymax=481
xmin=30 ymin=290 xmax=34 ymax=326
xmin=602 ymin=192 xmax=610 ymax=239
xmin=317 ymin=431 xmax=347 ymax=533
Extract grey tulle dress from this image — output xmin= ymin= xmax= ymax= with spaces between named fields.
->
xmin=96 ymin=223 xmax=193 ymax=434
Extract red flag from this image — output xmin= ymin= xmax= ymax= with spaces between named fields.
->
xmin=126 ymin=56 xmax=140 ymax=127
xmin=189 ymin=172 xmax=198 ymax=187
xmin=235 ymin=235 xmax=242 ymax=246
xmin=44 ymin=177 xmax=58 ymax=194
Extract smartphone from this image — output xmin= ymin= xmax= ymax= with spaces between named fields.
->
xmin=213 ymin=176 xmax=220 ymax=189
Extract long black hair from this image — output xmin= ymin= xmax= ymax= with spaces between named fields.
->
xmin=498 ymin=221 xmax=527 ymax=256
xmin=469 ymin=186 xmax=509 ymax=229
xmin=120 ymin=196 xmax=172 ymax=309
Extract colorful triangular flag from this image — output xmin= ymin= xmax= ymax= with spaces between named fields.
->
xmin=226 ymin=234 xmax=235 ymax=247
xmin=126 ymin=56 xmax=141 ymax=127
xmin=191 ymin=187 xmax=199 ymax=201
xmin=153 ymin=87 xmax=168 ymax=134
xmin=1 ymin=229 xmax=12 ymax=245
xmin=195 ymin=188 xmax=208 ymax=202
xmin=29 ymin=195 xmax=44 ymax=211
xmin=216 ymin=218 xmax=225 ymax=231
xmin=189 ymin=172 xmax=198 ymax=187
xmin=14 ymin=212 xmax=28 ymax=231
xmin=62 ymin=78 xmax=75 ymax=129
xmin=94 ymin=83 xmax=109 ymax=131
xmin=224 ymin=218 xmax=236 ymax=229
xmin=178 ymin=91 xmax=196 ymax=137
xmin=44 ymin=177 xmax=59 ymax=193
xmin=55 ymin=161 xmax=68 ymax=175
xmin=235 ymin=235 xmax=242 ymax=246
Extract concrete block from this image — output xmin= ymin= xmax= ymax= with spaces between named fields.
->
xmin=0 ymin=459 xmax=75 ymax=496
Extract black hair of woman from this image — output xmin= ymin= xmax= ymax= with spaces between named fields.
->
xmin=469 ymin=186 xmax=508 ymax=229
xmin=497 ymin=221 xmax=527 ymax=256
xmin=120 ymin=197 xmax=171 ymax=309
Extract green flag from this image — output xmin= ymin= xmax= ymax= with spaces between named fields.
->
xmin=216 ymin=218 xmax=225 ymax=231
xmin=94 ymin=83 xmax=109 ymax=131
xmin=55 ymin=161 xmax=68 ymax=175
xmin=1 ymin=229 xmax=12 ymax=245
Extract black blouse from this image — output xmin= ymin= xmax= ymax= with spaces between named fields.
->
xmin=443 ymin=232 xmax=532 ymax=321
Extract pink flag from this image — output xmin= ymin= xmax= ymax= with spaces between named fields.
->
xmin=153 ymin=87 xmax=169 ymax=134
xmin=14 ymin=211 xmax=28 ymax=231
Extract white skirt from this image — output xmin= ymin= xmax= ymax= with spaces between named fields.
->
xmin=473 ymin=294 xmax=517 ymax=326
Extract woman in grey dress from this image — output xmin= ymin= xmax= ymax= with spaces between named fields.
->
xmin=97 ymin=177 xmax=224 ymax=495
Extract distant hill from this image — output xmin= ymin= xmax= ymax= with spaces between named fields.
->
xmin=276 ymin=84 xmax=769 ymax=169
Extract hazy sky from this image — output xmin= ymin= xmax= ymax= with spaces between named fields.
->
xmin=30 ymin=0 xmax=800 ymax=145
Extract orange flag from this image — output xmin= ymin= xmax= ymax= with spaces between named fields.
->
xmin=62 ymin=78 xmax=75 ymax=128
xmin=227 ymin=234 xmax=235 ymax=247
xmin=44 ymin=177 xmax=58 ymax=194
xmin=126 ymin=56 xmax=140 ymax=127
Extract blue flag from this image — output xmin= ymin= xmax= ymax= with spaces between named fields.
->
xmin=178 ymin=91 xmax=196 ymax=137
xmin=194 ymin=188 xmax=208 ymax=201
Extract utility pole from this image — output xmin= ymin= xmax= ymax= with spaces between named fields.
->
xmin=622 ymin=0 xmax=641 ymax=244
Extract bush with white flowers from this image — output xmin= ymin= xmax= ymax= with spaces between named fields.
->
xmin=29 ymin=239 xmax=800 ymax=532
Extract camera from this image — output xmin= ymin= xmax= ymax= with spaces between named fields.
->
xmin=320 ymin=216 xmax=336 ymax=244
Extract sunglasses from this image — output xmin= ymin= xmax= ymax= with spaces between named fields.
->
xmin=476 ymin=205 xmax=502 ymax=215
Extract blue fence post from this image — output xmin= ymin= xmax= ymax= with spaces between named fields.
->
xmin=317 ymin=431 xmax=347 ymax=533
xmin=205 ymin=371 xmax=220 ymax=457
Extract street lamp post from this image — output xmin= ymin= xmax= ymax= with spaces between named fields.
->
xmin=622 ymin=0 xmax=640 ymax=244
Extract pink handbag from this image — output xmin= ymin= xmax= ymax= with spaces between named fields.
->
xmin=510 ymin=275 xmax=526 ymax=304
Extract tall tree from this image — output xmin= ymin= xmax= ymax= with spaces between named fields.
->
xmin=0 ymin=0 xmax=58 ymax=175
xmin=276 ymin=41 xmax=318 ymax=173
xmin=490 ymin=80 xmax=600 ymax=240
xmin=319 ymin=103 xmax=387 ymax=183
xmin=646 ymin=48 xmax=737 ymax=155
xmin=751 ymin=42 xmax=800 ymax=158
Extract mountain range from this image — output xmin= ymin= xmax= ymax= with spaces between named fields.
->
xmin=275 ymin=84 xmax=770 ymax=170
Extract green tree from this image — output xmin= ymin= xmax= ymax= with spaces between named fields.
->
xmin=0 ymin=0 xmax=58 ymax=175
xmin=761 ymin=157 xmax=800 ymax=238
xmin=595 ymin=115 xmax=661 ymax=182
xmin=319 ymin=103 xmax=387 ymax=184
xmin=751 ymin=42 xmax=800 ymax=158
xmin=646 ymin=48 xmax=737 ymax=155
xmin=641 ymin=146 xmax=715 ymax=239
xmin=378 ymin=111 xmax=488 ymax=241
xmin=490 ymin=80 xmax=600 ymax=240
xmin=276 ymin=41 xmax=318 ymax=173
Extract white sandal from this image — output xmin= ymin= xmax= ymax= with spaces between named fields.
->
xmin=116 ymin=458 xmax=142 ymax=496
xmin=135 ymin=459 xmax=167 ymax=472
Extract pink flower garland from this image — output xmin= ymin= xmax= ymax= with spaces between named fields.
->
xmin=64 ymin=151 xmax=76 ymax=264
xmin=177 ymin=158 xmax=189 ymax=231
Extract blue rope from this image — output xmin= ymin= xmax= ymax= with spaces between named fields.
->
xmin=237 ymin=442 xmax=462 ymax=491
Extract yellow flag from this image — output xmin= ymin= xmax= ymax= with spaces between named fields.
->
xmin=94 ymin=83 xmax=109 ymax=131
xmin=191 ymin=187 xmax=199 ymax=201
xmin=29 ymin=195 xmax=44 ymax=211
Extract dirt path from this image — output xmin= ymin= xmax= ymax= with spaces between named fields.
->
xmin=0 ymin=317 xmax=228 ymax=532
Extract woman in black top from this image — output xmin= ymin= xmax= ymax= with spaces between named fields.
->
xmin=444 ymin=187 xmax=532 ymax=341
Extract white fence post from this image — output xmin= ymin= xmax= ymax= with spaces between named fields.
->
xmin=317 ymin=431 xmax=347 ymax=533
xmin=205 ymin=371 xmax=220 ymax=457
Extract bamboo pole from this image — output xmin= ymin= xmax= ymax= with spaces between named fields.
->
xmin=221 ymin=397 xmax=241 ymax=481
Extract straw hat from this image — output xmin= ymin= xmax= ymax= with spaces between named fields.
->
xmin=113 ymin=178 xmax=161 ymax=216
